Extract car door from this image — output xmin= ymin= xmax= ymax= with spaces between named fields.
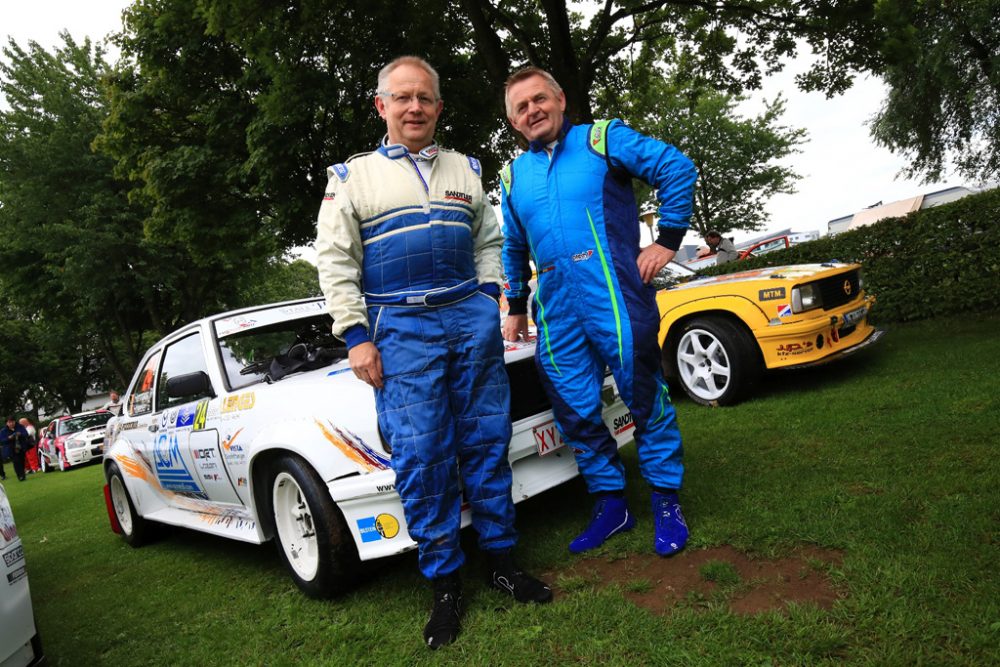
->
xmin=154 ymin=332 xmax=243 ymax=505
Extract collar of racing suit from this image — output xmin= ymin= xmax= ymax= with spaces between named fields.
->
xmin=528 ymin=117 xmax=573 ymax=153
xmin=377 ymin=135 xmax=440 ymax=161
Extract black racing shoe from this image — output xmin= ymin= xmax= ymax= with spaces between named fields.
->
xmin=487 ymin=550 xmax=553 ymax=603
xmin=423 ymin=573 xmax=462 ymax=650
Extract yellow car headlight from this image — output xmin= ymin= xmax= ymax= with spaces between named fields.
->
xmin=792 ymin=283 xmax=823 ymax=313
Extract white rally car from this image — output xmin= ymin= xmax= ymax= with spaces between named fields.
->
xmin=103 ymin=298 xmax=632 ymax=598
xmin=1 ymin=483 xmax=45 ymax=667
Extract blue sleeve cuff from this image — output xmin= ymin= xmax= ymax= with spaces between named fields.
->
xmin=478 ymin=283 xmax=501 ymax=302
xmin=343 ymin=324 xmax=371 ymax=350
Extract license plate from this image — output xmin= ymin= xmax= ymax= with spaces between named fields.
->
xmin=843 ymin=305 xmax=867 ymax=326
xmin=532 ymin=419 xmax=565 ymax=456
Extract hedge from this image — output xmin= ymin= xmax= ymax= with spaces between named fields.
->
xmin=696 ymin=187 xmax=1000 ymax=323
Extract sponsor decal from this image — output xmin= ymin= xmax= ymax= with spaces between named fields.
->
xmin=467 ymin=155 xmax=481 ymax=176
xmin=1 ymin=506 xmax=18 ymax=543
xmin=376 ymin=483 xmax=395 ymax=493
xmin=2 ymin=544 xmax=24 ymax=567
xmin=323 ymin=191 xmax=335 ymax=202
xmin=193 ymin=448 xmax=215 ymax=460
xmin=202 ymin=473 xmax=221 ymax=481
xmin=533 ymin=420 xmax=563 ymax=456
xmin=777 ymin=304 xmax=793 ymax=318
xmin=118 ymin=420 xmax=139 ymax=431
xmin=327 ymin=367 xmax=351 ymax=376
xmin=444 ymin=190 xmax=472 ymax=204
xmin=613 ymin=411 xmax=635 ymax=435
xmin=193 ymin=399 xmax=209 ymax=430
xmin=154 ymin=433 xmax=202 ymax=494
xmin=572 ymin=249 xmax=594 ymax=262
xmin=375 ymin=513 xmax=400 ymax=539
xmin=7 ymin=566 xmax=26 ymax=585
xmin=758 ymin=287 xmax=786 ymax=301
xmin=332 ymin=163 xmax=349 ymax=182
xmin=356 ymin=516 xmax=382 ymax=543
xmin=776 ymin=341 xmax=815 ymax=357
xmin=221 ymin=392 xmax=256 ymax=414
xmin=538 ymin=265 xmax=555 ymax=274
xmin=176 ymin=404 xmax=197 ymax=428
xmin=222 ymin=429 xmax=247 ymax=466
xmin=279 ymin=302 xmax=324 ymax=316
xmin=237 ymin=477 xmax=248 ymax=487
xmin=315 ymin=421 xmax=391 ymax=471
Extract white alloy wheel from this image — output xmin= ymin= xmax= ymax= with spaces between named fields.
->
xmin=677 ymin=327 xmax=733 ymax=403
xmin=40 ymin=454 xmax=49 ymax=473
xmin=59 ymin=453 xmax=67 ymax=472
xmin=110 ymin=475 xmax=134 ymax=535
xmin=273 ymin=471 xmax=320 ymax=582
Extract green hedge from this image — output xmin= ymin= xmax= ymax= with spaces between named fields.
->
xmin=697 ymin=187 xmax=1000 ymax=323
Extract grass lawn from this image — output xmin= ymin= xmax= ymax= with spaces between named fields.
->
xmin=6 ymin=312 xmax=1000 ymax=666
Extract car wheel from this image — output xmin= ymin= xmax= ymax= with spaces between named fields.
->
xmin=270 ymin=454 xmax=359 ymax=598
xmin=58 ymin=453 xmax=68 ymax=472
xmin=671 ymin=316 xmax=761 ymax=406
xmin=40 ymin=454 xmax=50 ymax=473
xmin=106 ymin=462 xmax=149 ymax=547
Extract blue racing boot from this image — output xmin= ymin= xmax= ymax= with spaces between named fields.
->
xmin=569 ymin=495 xmax=635 ymax=554
xmin=652 ymin=490 xmax=688 ymax=557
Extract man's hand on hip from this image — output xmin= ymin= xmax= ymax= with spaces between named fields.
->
xmin=637 ymin=244 xmax=676 ymax=284
xmin=503 ymin=314 xmax=530 ymax=342
xmin=349 ymin=342 xmax=384 ymax=389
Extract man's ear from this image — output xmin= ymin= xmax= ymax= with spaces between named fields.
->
xmin=375 ymin=95 xmax=387 ymax=119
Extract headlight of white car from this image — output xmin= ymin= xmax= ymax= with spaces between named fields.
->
xmin=791 ymin=283 xmax=823 ymax=313
xmin=66 ymin=436 xmax=85 ymax=449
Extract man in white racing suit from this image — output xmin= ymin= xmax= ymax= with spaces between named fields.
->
xmin=315 ymin=56 xmax=551 ymax=650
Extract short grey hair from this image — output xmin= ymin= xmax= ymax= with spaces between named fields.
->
xmin=504 ymin=66 xmax=563 ymax=117
xmin=377 ymin=56 xmax=441 ymax=100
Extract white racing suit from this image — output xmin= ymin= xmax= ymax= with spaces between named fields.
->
xmin=316 ymin=141 xmax=516 ymax=579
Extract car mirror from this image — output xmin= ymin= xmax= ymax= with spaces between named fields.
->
xmin=165 ymin=371 xmax=214 ymax=399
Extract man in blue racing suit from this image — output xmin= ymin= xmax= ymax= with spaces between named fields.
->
xmin=316 ymin=56 xmax=550 ymax=650
xmin=500 ymin=67 xmax=698 ymax=557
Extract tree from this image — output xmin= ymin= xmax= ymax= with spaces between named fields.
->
xmin=0 ymin=34 xmax=152 ymax=393
xmin=870 ymin=0 xmax=1000 ymax=182
xmin=460 ymin=0 xmax=881 ymax=124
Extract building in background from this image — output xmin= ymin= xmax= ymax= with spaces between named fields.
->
xmin=827 ymin=186 xmax=985 ymax=236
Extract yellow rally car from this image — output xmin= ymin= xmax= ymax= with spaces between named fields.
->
xmin=656 ymin=261 xmax=884 ymax=406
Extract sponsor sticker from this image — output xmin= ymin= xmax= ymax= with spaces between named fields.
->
xmin=777 ymin=304 xmax=792 ymax=318
xmin=176 ymin=404 xmax=197 ymax=428
xmin=572 ymin=249 xmax=594 ymax=262
xmin=2 ymin=544 xmax=24 ymax=568
xmin=356 ymin=516 xmax=382 ymax=543
xmin=375 ymin=513 xmax=400 ymax=539
xmin=758 ymin=287 xmax=786 ymax=301
xmin=193 ymin=399 xmax=209 ymax=430
xmin=7 ymin=566 xmax=26 ymax=585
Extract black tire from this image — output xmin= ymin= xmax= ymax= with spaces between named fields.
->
xmin=269 ymin=454 xmax=359 ymax=598
xmin=106 ymin=461 xmax=150 ymax=547
xmin=668 ymin=316 xmax=761 ymax=406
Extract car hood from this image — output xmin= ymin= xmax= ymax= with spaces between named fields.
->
xmin=669 ymin=263 xmax=855 ymax=291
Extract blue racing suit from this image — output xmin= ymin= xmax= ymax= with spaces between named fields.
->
xmin=316 ymin=140 xmax=516 ymax=580
xmin=501 ymin=119 xmax=697 ymax=493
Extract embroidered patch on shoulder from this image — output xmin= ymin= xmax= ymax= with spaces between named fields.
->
xmin=467 ymin=156 xmax=482 ymax=177
xmin=331 ymin=163 xmax=349 ymax=182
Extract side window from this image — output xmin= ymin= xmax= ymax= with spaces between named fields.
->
xmin=156 ymin=333 xmax=213 ymax=410
xmin=129 ymin=350 xmax=162 ymax=417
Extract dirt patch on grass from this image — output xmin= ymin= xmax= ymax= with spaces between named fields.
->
xmin=550 ymin=545 xmax=843 ymax=615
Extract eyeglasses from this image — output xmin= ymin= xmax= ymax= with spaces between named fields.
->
xmin=378 ymin=91 xmax=438 ymax=108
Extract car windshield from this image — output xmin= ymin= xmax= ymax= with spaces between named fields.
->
xmin=58 ymin=413 xmax=111 ymax=436
xmin=216 ymin=306 xmax=347 ymax=391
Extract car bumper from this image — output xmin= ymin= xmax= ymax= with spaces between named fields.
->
xmin=65 ymin=445 xmax=104 ymax=466
xmin=756 ymin=295 xmax=883 ymax=369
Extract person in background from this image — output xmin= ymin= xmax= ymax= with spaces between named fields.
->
xmin=704 ymin=230 xmax=739 ymax=265
xmin=18 ymin=418 xmax=39 ymax=474
xmin=0 ymin=417 xmax=31 ymax=482
xmin=499 ymin=66 xmax=696 ymax=558
xmin=101 ymin=390 xmax=123 ymax=416
xmin=315 ymin=55 xmax=551 ymax=650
